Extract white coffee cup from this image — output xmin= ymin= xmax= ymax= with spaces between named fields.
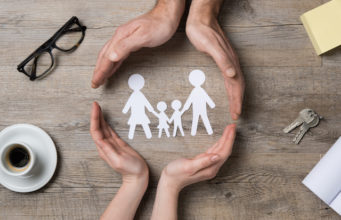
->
xmin=0 ymin=142 xmax=36 ymax=177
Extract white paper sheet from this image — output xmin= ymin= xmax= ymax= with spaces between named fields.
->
xmin=330 ymin=191 xmax=341 ymax=215
xmin=302 ymin=137 xmax=341 ymax=215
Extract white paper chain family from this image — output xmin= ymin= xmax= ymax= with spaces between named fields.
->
xmin=122 ymin=69 xmax=216 ymax=139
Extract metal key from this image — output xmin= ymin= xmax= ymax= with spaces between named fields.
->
xmin=293 ymin=114 xmax=321 ymax=144
xmin=283 ymin=109 xmax=316 ymax=133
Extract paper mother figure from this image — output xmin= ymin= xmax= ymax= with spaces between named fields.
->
xmin=122 ymin=74 xmax=156 ymax=139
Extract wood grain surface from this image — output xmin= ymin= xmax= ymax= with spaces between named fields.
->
xmin=0 ymin=0 xmax=340 ymax=219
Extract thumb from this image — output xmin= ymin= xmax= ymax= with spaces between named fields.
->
xmin=207 ymin=42 xmax=236 ymax=78
xmin=190 ymin=153 xmax=221 ymax=174
xmin=107 ymin=35 xmax=142 ymax=62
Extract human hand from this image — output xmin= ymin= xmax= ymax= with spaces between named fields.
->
xmin=92 ymin=0 xmax=185 ymax=88
xmin=160 ymin=124 xmax=236 ymax=193
xmin=90 ymin=102 xmax=149 ymax=186
xmin=186 ymin=0 xmax=245 ymax=120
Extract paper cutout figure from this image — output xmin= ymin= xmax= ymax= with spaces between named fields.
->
xmin=302 ymin=137 xmax=341 ymax=216
xmin=182 ymin=70 xmax=215 ymax=136
xmin=155 ymin=101 xmax=170 ymax=138
xmin=169 ymin=100 xmax=184 ymax=137
xmin=122 ymin=74 xmax=156 ymax=139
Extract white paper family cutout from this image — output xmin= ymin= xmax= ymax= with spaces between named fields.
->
xmin=122 ymin=70 xmax=215 ymax=139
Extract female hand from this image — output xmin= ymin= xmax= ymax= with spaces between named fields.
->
xmin=161 ymin=124 xmax=236 ymax=193
xmin=186 ymin=0 xmax=245 ymax=120
xmin=151 ymin=124 xmax=236 ymax=220
xmin=92 ymin=0 xmax=185 ymax=88
xmin=90 ymin=102 xmax=149 ymax=185
xmin=90 ymin=102 xmax=150 ymax=220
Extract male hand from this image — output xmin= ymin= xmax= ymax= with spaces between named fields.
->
xmin=186 ymin=1 xmax=245 ymax=120
xmin=160 ymin=124 xmax=236 ymax=192
xmin=92 ymin=0 xmax=185 ymax=88
xmin=90 ymin=102 xmax=149 ymax=185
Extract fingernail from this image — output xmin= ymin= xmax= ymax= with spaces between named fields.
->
xmin=211 ymin=155 xmax=219 ymax=161
xmin=232 ymin=113 xmax=239 ymax=120
xmin=91 ymin=82 xmax=98 ymax=89
xmin=109 ymin=52 xmax=118 ymax=61
xmin=225 ymin=68 xmax=236 ymax=77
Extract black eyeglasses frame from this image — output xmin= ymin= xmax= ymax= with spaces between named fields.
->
xmin=17 ymin=16 xmax=87 ymax=81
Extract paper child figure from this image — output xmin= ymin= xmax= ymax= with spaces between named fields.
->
xmin=182 ymin=70 xmax=215 ymax=136
xmin=154 ymin=101 xmax=170 ymax=138
xmin=169 ymin=100 xmax=184 ymax=137
xmin=122 ymin=74 xmax=156 ymax=139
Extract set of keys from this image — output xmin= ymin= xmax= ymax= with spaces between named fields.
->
xmin=283 ymin=109 xmax=322 ymax=144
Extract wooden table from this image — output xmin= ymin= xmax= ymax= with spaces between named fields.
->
xmin=0 ymin=0 xmax=340 ymax=219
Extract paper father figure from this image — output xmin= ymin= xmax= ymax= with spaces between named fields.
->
xmin=182 ymin=70 xmax=216 ymax=136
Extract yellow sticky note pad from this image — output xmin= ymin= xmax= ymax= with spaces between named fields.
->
xmin=300 ymin=0 xmax=341 ymax=55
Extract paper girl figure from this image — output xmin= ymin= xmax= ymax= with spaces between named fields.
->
xmin=154 ymin=101 xmax=170 ymax=138
xmin=182 ymin=70 xmax=215 ymax=136
xmin=169 ymin=100 xmax=184 ymax=137
xmin=122 ymin=74 xmax=156 ymax=139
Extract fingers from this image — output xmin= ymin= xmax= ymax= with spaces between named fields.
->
xmin=96 ymin=139 xmax=119 ymax=162
xmin=206 ymin=124 xmax=236 ymax=157
xmin=107 ymin=34 xmax=141 ymax=63
xmin=187 ymin=153 xmax=221 ymax=174
xmin=109 ymin=127 xmax=129 ymax=148
xmin=206 ymin=38 xmax=236 ymax=78
xmin=95 ymin=144 xmax=111 ymax=165
xmin=90 ymin=102 xmax=104 ymax=141
xmin=224 ymin=76 xmax=244 ymax=120
xmin=195 ymin=165 xmax=219 ymax=180
xmin=217 ymin=124 xmax=236 ymax=158
xmin=98 ymin=104 xmax=112 ymax=139
xmin=91 ymin=24 xmax=141 ymax=89
xmin=92 ymin=41 xmax=115 ymax=88
xmin=206 ymin=142 xmax=219 ymax=154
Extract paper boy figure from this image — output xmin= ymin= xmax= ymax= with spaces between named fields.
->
xmin=169 ymin=100 xmax=184 ymax=137
xmin=154 ymin=101 xmax=170 ymax=138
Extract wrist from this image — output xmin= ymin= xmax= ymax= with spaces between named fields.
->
xmin=188 ymin=0 xmax=222 ymax=25
xmin=152 ymin=0 xmax=185 ymax=28
xmin=159 ymin=170 xmax=182 ymax=195
xmin=122 ymin=171 xmax=149 ymax=193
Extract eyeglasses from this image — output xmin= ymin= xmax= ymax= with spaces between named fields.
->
xmin=17 ymin=16 xmax=87 ymax=81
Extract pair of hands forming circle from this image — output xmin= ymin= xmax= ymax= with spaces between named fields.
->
xmin=90 ymin=102 xmax=236 ymax=193
xmin=90 ymin=1 xmax=242 ymax=192
xmin=91 ymin=2 xmax=244 ymax=120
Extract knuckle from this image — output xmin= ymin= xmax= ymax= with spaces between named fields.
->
xmin=207 ymin=171 xmax=217 ymax=179
xmin=216 ymin=51 xmax=229 ymax=63
xmin=183 ymin=163 xmax=193 ymax=174
xmin=204 ymin=170 xmax=217 ymax=179
xmin=200 ymin=159 xmax=209 ymax=168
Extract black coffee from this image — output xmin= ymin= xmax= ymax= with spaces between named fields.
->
xmin=9 ymin=147 xmax=30 ymax=168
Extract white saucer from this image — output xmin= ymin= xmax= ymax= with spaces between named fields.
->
xmin=0 ymin=124 xmax=57 ymax=193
